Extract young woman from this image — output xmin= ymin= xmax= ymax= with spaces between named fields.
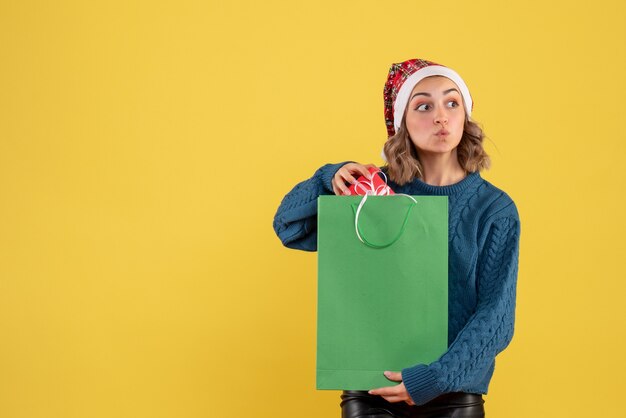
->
xmin=272 ymin=58 xmax=521 ymax=418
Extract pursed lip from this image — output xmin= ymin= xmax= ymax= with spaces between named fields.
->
xmin=436 ymin=129 xmax=450 ymax=136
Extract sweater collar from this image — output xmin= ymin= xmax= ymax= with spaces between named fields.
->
xmin=405 ymin=171 xmax=482 ymax=196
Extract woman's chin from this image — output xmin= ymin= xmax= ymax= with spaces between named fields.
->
xmin=425 ymin=144 xmax=458 ymax=154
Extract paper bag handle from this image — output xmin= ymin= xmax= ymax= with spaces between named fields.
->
xmin=353 ymin=194 xmax=418 ymax=249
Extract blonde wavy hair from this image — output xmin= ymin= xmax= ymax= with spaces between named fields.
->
xmin=382 ymin=113 xmax=491 ymax=186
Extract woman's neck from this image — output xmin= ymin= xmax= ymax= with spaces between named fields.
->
xmin=419 ymin=149 xmax=467 ymax=186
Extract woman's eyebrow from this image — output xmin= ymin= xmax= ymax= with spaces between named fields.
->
xmin=410 ymin=88 xmax=461 ymax=101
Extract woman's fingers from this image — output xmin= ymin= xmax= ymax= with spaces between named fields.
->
xmin=332 ymin=162 xmax=377 ymax=195
xmin=383 ymin=371 xmax=403 ymax=382
xmin=369 ymin=380 xmax=413 ymax=404
xmin=342 ymin=171 xmax=358 ymax=186
xmin=381 ymin=396 xmax=404 ymax=403
xmin=332 ymin=172 xmax=350 ymax=195
xmin=333 ymin=166 xmax=355 ymax=195
xmin=333 ymin=182 xmax=348 ymax=196
xmin=369 ymin=386 xmax=398 ymax=396
xmin=354 ymin=164 xmax=372 ymax=179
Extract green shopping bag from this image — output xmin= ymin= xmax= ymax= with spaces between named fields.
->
xmin=316 ymin=195 xmax=448 ymax=390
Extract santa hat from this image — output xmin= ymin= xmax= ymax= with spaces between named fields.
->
xmin=383 ymin=58 xmax=474 ymax=138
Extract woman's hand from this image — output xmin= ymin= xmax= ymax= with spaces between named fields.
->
xmin=368 ymin=371 xmax=416 ymax=405
xmin=331 ymin=162 xmax=378 ymax=196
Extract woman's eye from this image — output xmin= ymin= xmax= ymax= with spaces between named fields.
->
xmin=447 ymin=100 xmax=459 ymax=108
xmin=415 ymin=103 xmax=430 ymax=111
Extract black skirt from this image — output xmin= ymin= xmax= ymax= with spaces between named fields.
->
xmin=340 ymin=390 xmax=485 ymax=418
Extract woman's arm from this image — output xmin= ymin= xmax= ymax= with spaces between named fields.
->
xmin=272 ymin=161 xmax=376 ymax=251
xmin=272 ymin=162 xmax=349 ymax=251
xmin=401 ymin=214 xmax=521 ymax=405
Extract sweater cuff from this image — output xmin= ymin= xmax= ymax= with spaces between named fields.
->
xmin=402 ymin=365 xmax=443 ymax=406
xmin=315 ymin=161 xmax=354 ymax=193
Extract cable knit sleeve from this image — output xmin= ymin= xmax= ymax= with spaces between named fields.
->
xmin=272 ymin=162 xmax=351 ymax=251
xmin=401 ymin=214 xmax=521 ymax=405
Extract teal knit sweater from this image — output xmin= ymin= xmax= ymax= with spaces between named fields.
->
xmin=272 ymin=162 xmax=521 ymax=406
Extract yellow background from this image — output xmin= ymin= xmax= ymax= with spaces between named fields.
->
xmin=1 ymin=1 xmax=625 ymax=417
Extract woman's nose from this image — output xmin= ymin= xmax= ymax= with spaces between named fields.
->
xmin=434 ymin=107 xmax=448 ymax=124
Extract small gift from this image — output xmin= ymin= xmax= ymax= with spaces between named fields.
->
xmin=347 ymin=167 xmax=395 ymax=196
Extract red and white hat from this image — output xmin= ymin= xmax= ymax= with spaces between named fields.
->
xmin=383 ymin=58 xmax=473 ymax=138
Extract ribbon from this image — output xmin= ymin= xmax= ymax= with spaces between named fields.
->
xmin=351 ymin=169 xmax=393 ymax=196
xmin=353 ymin=171 xmax=418 ymax=248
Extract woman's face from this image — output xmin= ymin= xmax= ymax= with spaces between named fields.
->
xmin=404 ymin=76 xmax=466 ymax=157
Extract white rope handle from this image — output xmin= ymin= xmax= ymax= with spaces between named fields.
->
xmin=354 ymin=193 xmax=418 ymax=246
